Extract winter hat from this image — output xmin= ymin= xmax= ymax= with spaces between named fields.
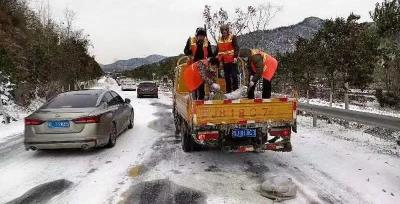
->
xmin=220 ymin=24 xmax=230 ymax=32
xmin=196 ymin=27 xmax=207 ymax=36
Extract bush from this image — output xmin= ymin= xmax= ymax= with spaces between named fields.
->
xmin=375 ymin=89 xmax=400 ymax=108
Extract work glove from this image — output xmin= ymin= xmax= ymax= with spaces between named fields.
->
xmin=211 ymin=83 xmax=221 ymax=91
xmin=249 ymin=81 xmax=255 ymax=88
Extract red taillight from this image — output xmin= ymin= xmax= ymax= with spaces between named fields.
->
xmin=238 ymin=120 xmax=247 ymax=125
xmin=293 ymin=101 xmax=297 ymax=111
xmin=197 ymin=131 xmax=219 ymax=141
xmin=254 ymin=99 xmax=263 ymax=103
xmin=25 ymin=118 xmax=44 ymax=126
xmin=269 ymin=128 xmax=291 ymax=138
xmin=72 ymin=115 xmax=101 ymax=124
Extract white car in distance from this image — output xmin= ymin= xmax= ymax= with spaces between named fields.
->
xmin=121 ymin=80 xmax=137 ymax=91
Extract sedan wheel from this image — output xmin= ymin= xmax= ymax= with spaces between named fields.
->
xmin=106 ymin=123 xmax=117 ymax=148
xmin=128 ymin=112 xmax=134 ymax=129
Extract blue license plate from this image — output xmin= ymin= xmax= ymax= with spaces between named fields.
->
xmin=48 ymin=120 xmax=70 ymax=129
xmin=232 ymin=128 xmax=257 ymax=138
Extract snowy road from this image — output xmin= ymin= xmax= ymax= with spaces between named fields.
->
xmin=0 ymin=78 xmax=399 ymax=204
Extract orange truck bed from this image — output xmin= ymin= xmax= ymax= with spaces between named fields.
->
xmin=173 ymin=57 xmax=297 ymax=152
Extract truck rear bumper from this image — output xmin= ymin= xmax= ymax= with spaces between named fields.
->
xmin=223 ymin=141 xmax=292 ymax=153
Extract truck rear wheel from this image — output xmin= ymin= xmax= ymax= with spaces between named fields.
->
xmin=182 ymin=130 xmax=193 ymax=152
xmin=181 ymin=121 xmax=202 ymax=152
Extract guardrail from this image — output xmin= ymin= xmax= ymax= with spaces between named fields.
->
xmin=298 ymin=103 xmax=400 ymax=131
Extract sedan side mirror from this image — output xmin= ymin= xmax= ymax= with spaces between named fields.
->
xmin=125 ymin=98 xmax=131 ymax=104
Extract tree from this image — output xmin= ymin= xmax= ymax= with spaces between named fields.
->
xmin=310 ymin=14 xmax=379 ymax=94
xmin=0 ymin=0 xmax=102 ymax=106
xmin=371 ymin=0 xmax=400 ymax=96
xmin=274 ymin=13 xmax=379 ymax=100
xmin=203 ymin=3 xmax=281 ymax=46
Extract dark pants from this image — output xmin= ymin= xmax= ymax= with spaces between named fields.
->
xmin=223 ymin=63 xmax=239 ymax=93
xmin=247 ymin=79 xmax=272 ymax=99
xmin=193 ymin=83 xmax=205 ymax=100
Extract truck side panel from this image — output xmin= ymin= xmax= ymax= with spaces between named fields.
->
xmin=175 ymin=93 xmax=192 ymax=123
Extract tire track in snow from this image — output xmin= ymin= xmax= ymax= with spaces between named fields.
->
xmin=5 ymin=179 xmax=73 ymax=204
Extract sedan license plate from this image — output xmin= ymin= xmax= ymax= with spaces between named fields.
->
xmin=232 ymin=128 xmax=257 ymax=138
xmin=48 ymin=120 xmax=70 ymax=129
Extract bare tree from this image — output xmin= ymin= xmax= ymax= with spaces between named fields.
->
xmin=63 ymin=8 xmax=76 ymax=38
xmin=36 ymin=0 xmax=52 ymax=26
xmin=203 ymin=3 xmax=281 ymax=46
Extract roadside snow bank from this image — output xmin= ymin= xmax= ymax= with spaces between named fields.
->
xmin=299 ymin=98 xmax=400 ymax=118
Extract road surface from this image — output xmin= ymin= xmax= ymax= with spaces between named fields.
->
xmin=0 ymin=78 xmax=399 ymax=204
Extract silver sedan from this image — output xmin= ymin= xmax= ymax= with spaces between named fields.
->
xmin=24 ymin=89 xmax=134 ymax=150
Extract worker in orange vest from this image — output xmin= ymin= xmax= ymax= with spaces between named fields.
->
xmin=216 ymin=24 xmax=240 ymax=93
xmin=239 ymin=48 xmax=279 ymax=99
xmin=184 ymin=27 xmax=214 ymax=99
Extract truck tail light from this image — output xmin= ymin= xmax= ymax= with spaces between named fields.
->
xmin=72 ymin=115 xmax=101 ymax=124
xmin=197 ymin=131 xmax=219 ymax=141
xmin=25 ymin=118 xmax=44 ymax=126
xmin=269 ymin=128 xmax=291 ymax=138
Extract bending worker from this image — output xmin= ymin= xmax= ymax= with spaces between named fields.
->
xmin=239 ymin=48 xmax=278 ymax=99
xmin=183 ymin=57 xmax=247 ymax=100
xmin=216 ymin=24 xmax=240 ymax=93
xmin=184 ymin=27 xmax=213 ymax=100
xmin=183 ymin=57 xmax=221 ymax=97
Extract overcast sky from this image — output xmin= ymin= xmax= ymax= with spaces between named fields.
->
xmin=29 ymin=0 xmax=383 ymax=64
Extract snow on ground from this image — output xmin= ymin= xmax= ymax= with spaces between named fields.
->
xmin=0 ymin=77 xmax=399 ymax=204
xmin=299 ymin=98 xmax=400 ymax=118
xmin=0 ymin=78 xmax=164 ymax=203
xmin=111 ymin=103 xmax=400 ymax=203
xmin=0 ymin=120 xmax=24 ymax=144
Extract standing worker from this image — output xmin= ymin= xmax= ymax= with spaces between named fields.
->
xmin=216 ymin=24 xmax=240 ymax=93
xmin=239 ymin=48 xmax=278 ymax=99
xmin=184 ymin=27 xmax=213 ymax=99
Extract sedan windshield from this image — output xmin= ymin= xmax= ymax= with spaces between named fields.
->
xmin=139 ymin=83 xmax=156 ymax=88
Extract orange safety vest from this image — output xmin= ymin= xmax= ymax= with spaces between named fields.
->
xmin=190 ymin=36 xmax=209 ymax=63
xmin=217 ymin=34 xmax=235 ymax=63
xmin=250 ymin=49 xmax=278 ymax=81
xmin=183 ymin=59 xmax=209 ymax=92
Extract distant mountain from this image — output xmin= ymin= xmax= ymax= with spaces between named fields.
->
xmin=238 ymin=17 xmax=324 ymax=54
xmin=101 ymin=54 xmax=167 ymax=72
xmin=124 ymin=56 xmax=181 ymax=80
xmin=122 ymin=17 xmax=325 ymax=79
